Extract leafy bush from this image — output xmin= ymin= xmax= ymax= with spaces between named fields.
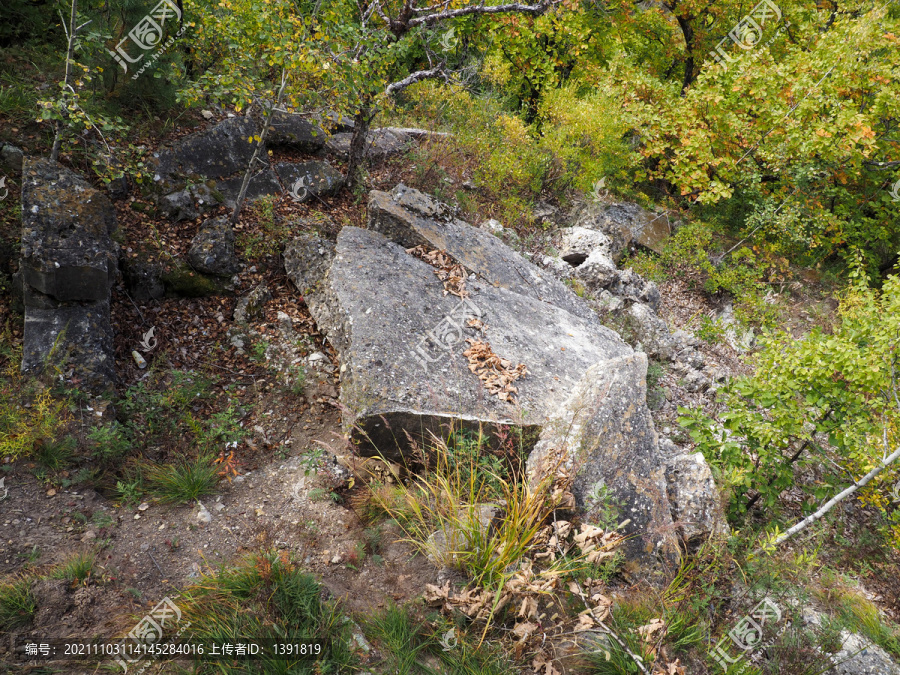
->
xmin=679 ymin=276 xmax=900 ymax=545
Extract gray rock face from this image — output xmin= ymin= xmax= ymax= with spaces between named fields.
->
xmin=662 ymin=451 xmax=727 ymax=543
xmin=23 ymin=302 xmax=115 ymax=389
xmin=275 ymin=161 xmax=343 ymax=202
xmin=188 ymin=217 xmax=239 ymax=276
xmin=215 ymin=169 xmax=282 ymax=208
xmin=267 ymin=112 xmax=328 ymax=152
xmin=571 ymin=201 xmax=669 ymax=262
xmin=527 ymin=353 xmax=680 ymax=569
xmin=286 ymin=224 xmax=631 ymax=460
xmin=368 ymin=185 xmax=598 ymax=323
xmin=20 ymin=158 xmax=117 ymax=390
xmin=153 ymin=117 xmax=260 ymax=187
xmin=21 ymin=159 xmax=117 ymax=303
xmin=325 ymin=128 xmax=412 ymax=160
xmin=828 ymin=631 xmax=900 ymax=675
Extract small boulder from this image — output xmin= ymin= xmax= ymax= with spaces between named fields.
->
xmin=574 ymin=250 xmax=618 ymax=291
xmin=267 ymin=112 xmax=328 ymax=152
xmin=608 ymin=268 xmax=661 ymax=311
xmin=188 ymin=217 xmax=239 ymax=276
xmin=158 ymin=190 xmax=198 ymax=222
xmin=1 ymin=143 xmax=25 ymax=174
xmin=570 ymin=201 xmax=669 ymax=262
xmin=558 ymin=226 xmax=612 ymax=267
xmin=234 ymin=283 xmax=271 ymax=323
xmin=663 ymin=451 xmax=727 ymax=543
xmin=122 ymin=258 xmax=165 ymax=302
xmin=275 ymin=161 xmax=343 ymax=202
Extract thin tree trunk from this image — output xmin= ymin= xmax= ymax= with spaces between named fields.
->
xmin=770 ymin=444 xmax=900 ymax=548
xmin=346 ymin=104 xmax=376 ymax=192
xmin=51 ymin=0 xmax=79 ymax=162
xmin=230 ymin=69 xmax=288 ymax=225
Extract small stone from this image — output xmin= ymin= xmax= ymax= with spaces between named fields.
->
xmin=331 ymin=554 xmax=342 ymax=564
xmin=46 ymin=489 xmax=56 ymax=497
xmin=138 ymin=502 xmax=150 ymax=511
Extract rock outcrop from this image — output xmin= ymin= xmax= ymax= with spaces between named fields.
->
xmin=286 ymin=185 xmax=690 ymax=567
xmin=20 ymin=158 xmax=117 ymax=391
xmin=526 ymin=353 xmax=681 ymax=569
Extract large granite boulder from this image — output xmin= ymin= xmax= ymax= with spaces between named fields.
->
xmin=526 ymin=353 xmax=681 ymax=570
xmin=20 ymin=158 xmax=117 ymax=390
xmin=153 ymin=117 xmax=260 ymax=188
xmin=325 ymin=128 xmax=412 ymax=160
xmin=368 ymin=185 xmax=597 ymax=323
xmin=285 ymin=224 xmax=631 ymax=459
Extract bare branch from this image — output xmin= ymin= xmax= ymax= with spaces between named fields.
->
xmin=385 ymin=65 xmax=450 ymax=95
xmin=863 ymin=160 xmax=900 ymax=170
xmin=408 ymin=0 xmax=559 ymax=27
xmin=769 ymin=443 xmax=900 ymax=548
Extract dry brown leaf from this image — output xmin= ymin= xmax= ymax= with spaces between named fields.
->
xmin=531 ymin=654 xmax=561 ymax=675
xmin=574 ymin=613 xmax=595 ymax=632
xmin=512 ymin=621 xmax=538 ymax=641
xmin=637 ymin=618 xmax=667 ymax=643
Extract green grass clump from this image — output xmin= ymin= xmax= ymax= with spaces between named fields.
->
xmin=52 ymin=551 xmax=96 ymax=586
xmin=0 ymin=578 xmax=37 ymax=630
xmin=143 ymin=455 xmax=220 ymax=503
xmin=177 ymin=551 xmax=357 ymax=673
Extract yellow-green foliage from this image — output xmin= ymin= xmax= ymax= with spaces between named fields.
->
xmin=0 ymin=336 xmax=71 ymax=461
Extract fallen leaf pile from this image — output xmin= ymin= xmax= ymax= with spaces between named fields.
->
xmin=424 ymin=518 xmax=622 ymax=670
xmin=406 ymin=244 xmax=469 ymax=297
xmin=462 ymin=338 xmax=527 ymax=402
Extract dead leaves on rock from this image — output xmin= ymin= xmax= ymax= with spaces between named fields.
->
xmin=463 ymin=339 xmax=527 ymax=402
xmin=407 ymin=245 xmax=469 ymax=298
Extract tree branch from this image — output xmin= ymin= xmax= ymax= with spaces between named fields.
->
xmin=408 ymin=0 xmax=559 ymax=28
xmin=769 ymin=443 xmax=900 ymax=547
xmin=385 ymin=65 xmax=450 ymax=96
